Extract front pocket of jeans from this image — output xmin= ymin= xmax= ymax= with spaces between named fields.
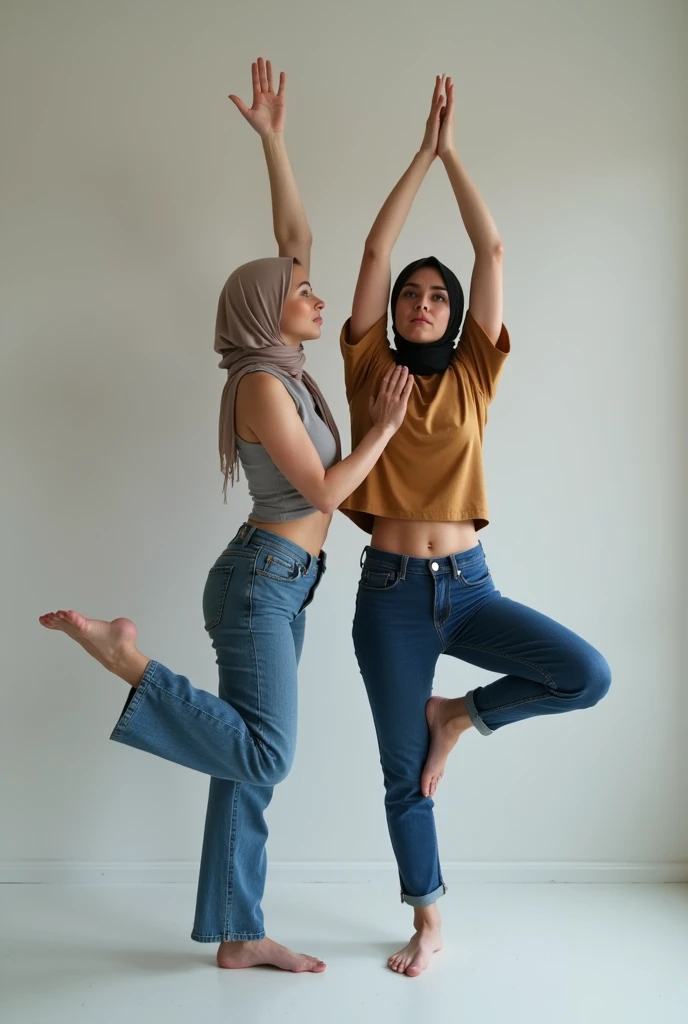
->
xmin=359 ymin=568 xmax=400 ymax=591
xmin=202 ymin=565 xmax=235 ymax=631
xmin=255 ymin=551 xmax=301 ymax=583
xmin=457 ymin=565 xmax=492 ymax=588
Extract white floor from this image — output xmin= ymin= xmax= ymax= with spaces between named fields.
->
xmin=2 ymin=882 xmax=687 ymax=1024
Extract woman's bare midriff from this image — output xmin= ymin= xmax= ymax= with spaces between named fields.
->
xmin=371 ymin=517 xmax=479 ymax=559
xmin=248 ymin=512 xmax=332 ymax=558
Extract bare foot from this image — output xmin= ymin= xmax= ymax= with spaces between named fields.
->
xmin=38 ymin=610 xmax=149 ymax=686
xmin=217 ymin=938 xmax=326 ymax=973
xmin=421 ymin=695 xmax=473 ymax=798
xmin=388 ymin=924 xmax=443 ymax=978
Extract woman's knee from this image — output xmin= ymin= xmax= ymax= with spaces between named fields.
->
xmin=256 ymin=743 xmax=294 ymax=786
xmin=567 ymin=645 xmax=612 ymax=708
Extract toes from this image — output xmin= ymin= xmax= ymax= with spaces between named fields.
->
xmin=299 ymin=955 xmax=326 ymax=972
xmin=389 ymin=955 xmax=408 ymax=973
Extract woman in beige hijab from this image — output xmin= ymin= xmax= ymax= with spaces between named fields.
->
xmin=39 ymin=59 xmax=411 ymax=973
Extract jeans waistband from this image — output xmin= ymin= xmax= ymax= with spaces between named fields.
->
xmin=231 ymin=523 xmax=325 ymax=577
xmin=361 ymin=542 xmax=484 ymax=579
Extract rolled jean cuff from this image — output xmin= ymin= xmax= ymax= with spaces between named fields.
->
xmin=191 ymin=929 xmax=266 ymax=943
xmin=464 ymin=689 xmax=495 ymax=737
xmin=110 ymin=659 xmax=159 ymax=741
xmin=401 ymin=882 xmax=447 ymax=908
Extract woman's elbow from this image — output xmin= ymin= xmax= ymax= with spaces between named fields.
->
xmin=317 ymin=497 xmax=338 ymax=516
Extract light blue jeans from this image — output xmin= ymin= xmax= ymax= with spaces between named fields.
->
xmin=111 ymin=524 xmax=325 ymax=941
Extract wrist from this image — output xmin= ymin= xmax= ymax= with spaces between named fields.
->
xmin=415 ymin=148 xmax=436 ymax=168
xmin=439 ymin=145 xmax=458 ymax=164
xmin=371 ymin=422 xmax=396 ymax=442
xmin=261 ymin=130 xmax=286 ymax=147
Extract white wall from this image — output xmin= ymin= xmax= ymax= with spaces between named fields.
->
xmin=1 ymin=0 xmax=686 ymax=877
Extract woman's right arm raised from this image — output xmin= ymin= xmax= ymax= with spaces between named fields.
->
xmin=237 ymin=368 xmax=413 ymax=515
xmin=348 ymin=76 xmax=446 ymax=346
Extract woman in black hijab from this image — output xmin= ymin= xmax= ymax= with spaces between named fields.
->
xmin=340 ymin=76 xmax=610 ymax=979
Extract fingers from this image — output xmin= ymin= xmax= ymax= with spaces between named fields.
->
xmin=257 ymin=56 xmax=269 ymax=93
xmin=278 ymin=70 xmax=286 ymax=97
xmin=379 ymin=363 xmax=400 ymax=394
xmin=392 ymin=365 xmax=411 ymax=398
xmin=251 ymin=61 xmax=260 ymax=101
xmin=228 ymin=95 xmax=250 ymax=118
xmin=428 ymin=75 xmax=446 ymax=122
xmin=266 ymin=59 xmax=275 ymax=92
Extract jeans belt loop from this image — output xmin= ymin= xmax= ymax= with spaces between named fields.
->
xmin=399 ymin=555 xmax=409 ymax=581
xmin=449 ymin=553 xmax=460 ymax=580
xmin=241 ymin=525 xmax=256 ymax=547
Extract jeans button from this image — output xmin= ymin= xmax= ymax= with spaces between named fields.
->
xmin=431 ymin=561 xmax=440 ymax=572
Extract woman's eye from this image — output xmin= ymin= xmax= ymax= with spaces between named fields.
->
xmin=433 ymin=294 xmax=445 ymax=301
xmin=300 ymin=290 xmax=310 ymax=297
xmin=404 ymin=290 xmax=416 ymax=298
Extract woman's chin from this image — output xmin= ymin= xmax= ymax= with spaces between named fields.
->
xmin=402 ymin=330 xmax=441 ymax=345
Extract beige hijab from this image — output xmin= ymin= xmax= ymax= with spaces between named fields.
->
xmin=214 ymin=257 xmax=341 ymax=499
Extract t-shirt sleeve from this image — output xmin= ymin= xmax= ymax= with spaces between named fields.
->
xmin=455 ymin=311 xmax=510 ymax=402
xmin=340 ymin=314 xmax=392 ymax=403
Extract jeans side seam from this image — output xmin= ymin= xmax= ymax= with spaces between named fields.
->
xmin=449 ymin=641 xmax=557 ymax=690
xmin=248 ymin=567 xmax=264 ymax=741
xmin=224 ymin=782 xmax=241 ymax=937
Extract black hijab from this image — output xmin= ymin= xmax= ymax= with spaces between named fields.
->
xmin=391 ymin=256 xmax=464 ymax=375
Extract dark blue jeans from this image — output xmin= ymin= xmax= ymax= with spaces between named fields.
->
xmin=353 ymin=543 xmax=611 ymax=908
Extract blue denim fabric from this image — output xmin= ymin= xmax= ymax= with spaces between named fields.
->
xmin=111 ymin=524 xmax=325 ymax=941
xmin=352 ymin=543 xmax=611 ymax=908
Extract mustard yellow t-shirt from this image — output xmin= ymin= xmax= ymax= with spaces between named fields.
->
xmin=339 ymin=311 xmax=510 ymax=534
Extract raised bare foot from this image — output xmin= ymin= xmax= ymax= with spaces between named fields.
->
xmin=388 ymin=923 xmax=443 ymax=978
xmin=38 ymin=610 xmax=148 ymax=686
xmin=217 ymin=938 xmax=326 ymax=973
xmin=421 ymin=695 xmax=473 ymax=798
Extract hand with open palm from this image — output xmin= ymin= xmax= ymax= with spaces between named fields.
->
xmin=229 ymin=57 xmax=286 ymax=137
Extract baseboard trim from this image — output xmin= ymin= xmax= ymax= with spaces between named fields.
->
xmin=2 ymin=861 xmax=687 ymax=885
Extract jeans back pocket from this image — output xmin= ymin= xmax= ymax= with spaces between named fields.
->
xmin=202 ymin=565 xmax=235 ymax=631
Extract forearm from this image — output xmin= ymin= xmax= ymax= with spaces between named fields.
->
xmin=318 ymin=425 xmax=394 ymax=514
xmin=441 ymin=149 xmax=502 ymax=255
xmin=261 ymin=132 xmax=312 ymax=247
xmin=365 ymin=150 xmax=434 ymax=255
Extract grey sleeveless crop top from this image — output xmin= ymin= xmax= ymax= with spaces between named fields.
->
xmin=236 ymin=367 xmax=339 ymax=523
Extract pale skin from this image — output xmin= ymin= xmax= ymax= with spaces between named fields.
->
xmin=350 ymin=75 xmax=507 ymax=977
xmin=39 ymin=58 xmax=412 ymax=976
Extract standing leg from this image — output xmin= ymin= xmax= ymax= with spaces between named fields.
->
xmin=193 ymin=608 xmax=308 ymax=947
xmin=353 ymin=569 xmax=445 ymax=977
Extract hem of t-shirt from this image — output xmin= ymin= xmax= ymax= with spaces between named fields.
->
xmin=340 ymin=501 xmax=487 ymax=519
xmin=339 ymin=503 xmax=490 ymax=533
xmin=249 ymin=507 xmax=321 ymax=524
